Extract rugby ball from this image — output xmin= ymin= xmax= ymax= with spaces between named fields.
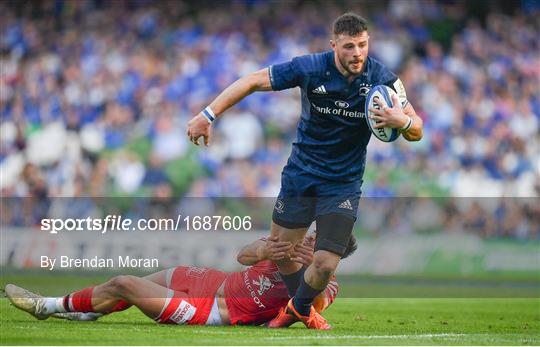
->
xmin=364 ymin=85 xmax=400 ymax=142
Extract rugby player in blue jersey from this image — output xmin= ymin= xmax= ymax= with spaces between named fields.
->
xmin=187 ymin=13 xmax=423 ymax=329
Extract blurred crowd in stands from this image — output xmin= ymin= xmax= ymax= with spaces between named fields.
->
xmin=1 ymin=0 xmax=538 ymax=238
xmin=360 ymin=197 xmax=538 ymax=240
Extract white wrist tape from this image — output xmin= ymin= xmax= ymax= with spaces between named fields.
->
xmin=201 ymin=106 xmax=216 ymax=124
xmin=400 ymin=116 xmax=413 ymax=132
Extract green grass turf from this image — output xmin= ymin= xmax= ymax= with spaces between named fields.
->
xmin=1 ymin=274 xmax=539 ymax=345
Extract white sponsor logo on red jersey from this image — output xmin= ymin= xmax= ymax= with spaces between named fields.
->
xmin=169 ymin=300 xmax=196 ymax=325
xmin=253 ymin=275 xmax=275 ymax=296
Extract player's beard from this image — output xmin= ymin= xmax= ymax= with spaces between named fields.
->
xmin=339 ymin=55 xmax=364 ymax=76
xmin=346 ymin=59 xmax=364 ymax=75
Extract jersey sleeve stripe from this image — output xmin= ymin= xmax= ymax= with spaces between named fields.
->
xmin=268 ymin=66 xmax=276 ymax=90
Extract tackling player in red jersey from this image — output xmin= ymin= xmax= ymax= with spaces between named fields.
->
xmin=6 ymin=234 xmax=355 ymax=326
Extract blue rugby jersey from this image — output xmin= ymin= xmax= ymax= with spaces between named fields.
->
xmin=269 ymin=51 xmax=406 ymax=182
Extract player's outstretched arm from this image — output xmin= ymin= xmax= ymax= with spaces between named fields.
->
xmin=187 ymin=68 xmax=272 ymax=146
xmin=237 ymin=237 xmax=292 ymax=266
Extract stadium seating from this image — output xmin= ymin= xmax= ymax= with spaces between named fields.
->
xmin=1 ymin=0 xmax=538 ymax=239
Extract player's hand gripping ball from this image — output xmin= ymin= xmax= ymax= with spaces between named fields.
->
xmin=365 ymin=85 xmax=402 ymax=142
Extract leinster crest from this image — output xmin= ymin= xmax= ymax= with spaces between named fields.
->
xmin=358 ymin=83 xmax=371 ymax=97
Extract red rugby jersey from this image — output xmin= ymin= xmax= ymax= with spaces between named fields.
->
xmin=224 ymin=260 xmax=338 ymax=325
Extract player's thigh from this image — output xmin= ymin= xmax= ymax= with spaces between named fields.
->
xmin=270 ymin=221 xmax=308 ymax=245
xmin=272 ymin=163 xmax=316 ymax=230
xmin=143 ymin=269 xmax=168 ymax=287
xmin=314 ymin=179 xmax=361 ymax=256
xmin=315 ymin=212 xmax=355 ymax=257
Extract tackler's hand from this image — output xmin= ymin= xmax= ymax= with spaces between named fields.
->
xmin=263 ymin=236 xmax=293 ymax=261
xmin=289 ymin=235 xmax=315 ymax=266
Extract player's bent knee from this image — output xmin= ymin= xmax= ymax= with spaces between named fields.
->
xmin=110 ymin=275 xmax=138 ymax=294
xmin=108 ymin=276 xmax=126 ymax=290
xmin=311 ymin=256 xmax=338 ymax=278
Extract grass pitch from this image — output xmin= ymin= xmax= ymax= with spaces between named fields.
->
xmin=1 ymin=274 xmax=539 ymax=345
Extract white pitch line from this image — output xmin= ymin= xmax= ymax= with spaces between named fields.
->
xmin=260 ymin=333 xmax=467 ymax=340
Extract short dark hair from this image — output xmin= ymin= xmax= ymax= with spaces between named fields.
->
xmin=333 ymin=13 xmax=369 ymax=37
xmin=342 ymin=234 xmax=358 ymax=259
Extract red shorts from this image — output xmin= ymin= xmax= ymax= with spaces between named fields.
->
xmin=157 ymin=266 xmax=227 ymax=325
